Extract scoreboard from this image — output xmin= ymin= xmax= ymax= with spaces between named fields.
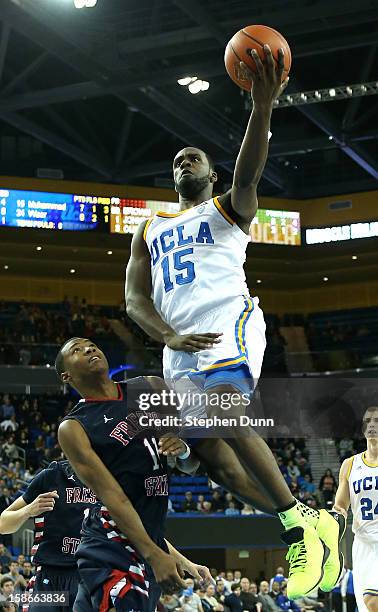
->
xmin=0 ymin=187 xmax=301 ymax=245
xmin=251 ymin=208 xmax=301 ymax=246
xmin=0 ymin=188 xmax=110 ymax=231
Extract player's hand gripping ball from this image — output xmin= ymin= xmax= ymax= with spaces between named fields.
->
xmin=225 ymin=24 xmax=291 ymax=94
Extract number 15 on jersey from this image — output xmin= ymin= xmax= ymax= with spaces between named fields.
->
xmin=161 ymin=248 xmax=195 ymax=292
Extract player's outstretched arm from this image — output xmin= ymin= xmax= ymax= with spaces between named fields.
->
xmin=58 ymin=419 xmax=186 ymax=593
xmin=332 ymin=457 xmax=352 ymax=516
xmin=0 ymin=491 xmax=58 ymax=534
xmin=220 ymin=46 xmax=288 ymax=230
xmin=126 ymin=223 xmax=222 ymax=352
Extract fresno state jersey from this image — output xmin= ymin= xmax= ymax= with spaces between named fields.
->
xmin=63 ymin=378 xmax=168 ymax=547
xmin=22 ymin=460 xmax=97 ymax=567
xmin=144 ymin=197 xmax=250 ymax=334
xmin=348 ymin=452 xmax=378 ymax=541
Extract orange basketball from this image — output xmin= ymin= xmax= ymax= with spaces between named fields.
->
xmin=224 ymin=25 xmax=291 ymax=91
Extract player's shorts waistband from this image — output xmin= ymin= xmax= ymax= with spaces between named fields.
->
xmin=174 ymin=294 xmax=258 ymax=334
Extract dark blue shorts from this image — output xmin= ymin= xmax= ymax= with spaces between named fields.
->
xmin=75 ymin=508 xmax=161 ymax=612
xmin=21 ymin=565 xmax=79 ymax=612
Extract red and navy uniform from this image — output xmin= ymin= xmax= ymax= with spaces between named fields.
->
xmin=21 ymin=460 xmax=97 ymax=612
xmin=63 ymin=378 xmax=169 ymax=612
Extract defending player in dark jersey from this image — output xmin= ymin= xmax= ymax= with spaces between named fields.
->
xmin=0 ymin=460 xmax=97 ymax=612
xmin=56 ymin=338 xmax=210 ymax=612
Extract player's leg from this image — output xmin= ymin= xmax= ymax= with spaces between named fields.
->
xmin=199 ymin=378 xmax=345 ymax=598
xmin=360 ymin=540 xmax=378 ymax=612
xmin=193 ymin=437 xmax=276 ymax=514
xmin=193 ymin=432 xmax=345 ymax=594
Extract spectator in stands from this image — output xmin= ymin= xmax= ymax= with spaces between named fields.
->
xmin=197 ymin=494 xmax=206 ymax=512
xmin=300 ymin=475 xmax=316 ymax=495
xmin=225 ymin=584 xmax=243 ymax=612
xmin=250 ymin=582 xmax=263 ymax=612
xmin=287 ymin=460 xmax=300 ymax=480
xmin=0 ymin=416 xmax=18 ymax=434
xmin=269 ymin=581 xmax=281 ymax=601
xmin=196 ymin=586 xmax=212 ymax=612
xmin=241 ymin=503 xmax=255 ymax=515
xmin=276 ymin=585 xmax=302 ymax=612
xmin=211 ymin=490 xmax=225 ymax=513
xmin=161 ymin=593 xmax=182 ymax=611
xmin=234 ymin=571 xmax=242 ymax=584
xmin=0 ymin=544 xmax=11 ymax=570
xmin=225 ymin=501 xmax=240 ymax=516
xmin=0 ymin=577 xmax=14 ymax=603
xmin=318 ymin=469 xmax=336 ymax=491
xmin=180 ymin=578 xmax=203 ymax=612
xmin=215 ymin=580 xmax=226 ymax=604
xmin=2 ymin=437 xmax=18 ymax=461
xmin=181 ymin=491 xmax=197 ymax=513
xmin=203 ymin=584 xmax=224 ymax=611
xmin=318 ymin=469 xmax=336 ymax=509
xmin=239 ymin=578 xmax=257 ymax=611
xmin=3 ymin=561 xmax=26 ymax=594
xmin=201 ymin=501 xmax=213 ymax=514
xmin=19 ymin=560 xmax=34 ymax=584
xmin=258 ymin=580 xmax=281 ymax=612
xmin=0 ymin=398 xmax=15 ymax=421
xmin=269 ymin=567 xmax=287 ymax=591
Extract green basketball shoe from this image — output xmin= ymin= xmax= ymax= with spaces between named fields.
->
xmin=282 ymin=525 xmax=329 ymax=599
xmin=316 ymin=510 xmax=346 ymax=591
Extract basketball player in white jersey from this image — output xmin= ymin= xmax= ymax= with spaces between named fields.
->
xmin=126 ymin=46 xmax=344 ymax=597
xmin=333 ymin=405 xmax=378 ymax=612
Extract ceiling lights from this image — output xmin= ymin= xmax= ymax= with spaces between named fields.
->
xmin=178 ymin=76 xmax=210 ymax=95
xmin=74 ymin=0 xmax=97 ymax=8
xmin=273 ymin=80 xmax=378 ymax=108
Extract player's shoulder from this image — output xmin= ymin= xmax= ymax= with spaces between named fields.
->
xmin=341 ymin=454 xmax=358 ymax=477
xmin=130 ymin=218 xmax=152 ymax=253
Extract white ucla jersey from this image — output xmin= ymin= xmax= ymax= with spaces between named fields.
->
xmin=144 ymin=196 xmax=250 ymax=333
xmin=348 ymin=451 xmax=378 ymax=541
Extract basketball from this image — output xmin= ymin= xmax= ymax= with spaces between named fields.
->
xmin=224 ymin=25 xmax=292 ymax=91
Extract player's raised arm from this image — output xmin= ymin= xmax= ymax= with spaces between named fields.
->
xmin=223 ymin=46 xmax=288 ymax=228
xmin=125 ymin=221 xmax=222 ymax=351
xmin=332 ymin=457 xmax=352 ymax=516
xmin=58 ymin=418 xmax=186 ymax=592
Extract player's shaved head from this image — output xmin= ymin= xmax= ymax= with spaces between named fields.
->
xmin=55 ymin=338 xmax=109 ymax=391
xmin=173 ymin=147 xmax=214 ymax=171
xmin=173 ymin=146 xmax=217 ymax=199
xmin=55 ymin=337 xmax=82 ymax=377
